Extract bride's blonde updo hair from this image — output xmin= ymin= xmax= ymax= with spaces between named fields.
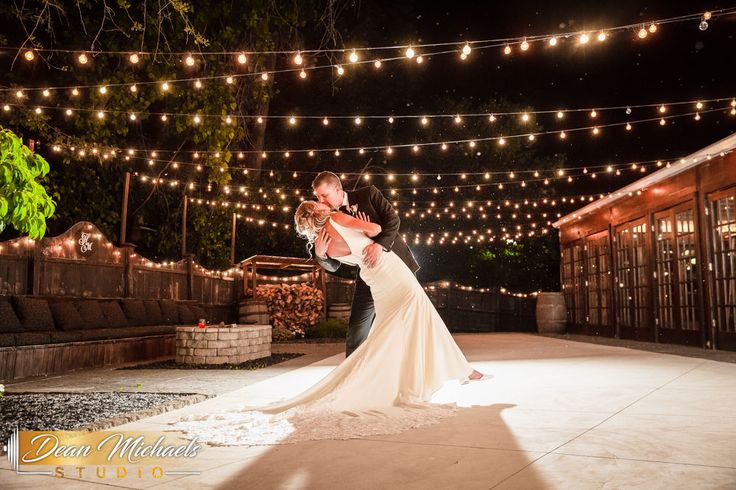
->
xmin=294 ymin=201 xmax=331 ymax=251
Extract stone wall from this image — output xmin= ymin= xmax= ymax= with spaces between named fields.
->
xmin=175 ymin=325 xmax=271 ymax=364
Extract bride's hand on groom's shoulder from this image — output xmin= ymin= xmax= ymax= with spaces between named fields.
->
xmin=357 ymin=212 xmax=382 ymax=237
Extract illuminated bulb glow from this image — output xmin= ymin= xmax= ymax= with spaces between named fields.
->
xmin=638 ymin=27 xmax=648 ymax=39
xmin=405 ymin=47 xmax=415 ymax=58
xmin=503 ymin=45 xmax=511 ymax=55
xmin=238 ymin=53 xmax=247 ymax=64
xmin=78 ymin=53 xmax=88 ymax=64
xmin=374 ymin=60 xmax=382 ymax=68
xmin=579 ymin=33 xmax=590 ymax=44
xmin=597 ymin=32 xmax=607 ymax=42
xmin=349 ymin=50 xmax=358 ymax=63
xmin=549 ymin=37 xmax=558 ymax=46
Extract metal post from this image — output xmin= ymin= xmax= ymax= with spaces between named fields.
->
xmin=230 ymin=212 xmax=237 ymax=265
xmin=182 ymin=195 xmax=188 ymax=258
xmin=120 ymin=171 xmax=131 ymax=245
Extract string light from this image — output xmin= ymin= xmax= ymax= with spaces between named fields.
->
xmin=579 ymin=33 xmax=590 ymax=44
xmin=24 ymin=50 xmax=35 ymax=61
xmin=405 ymin=47 xmax=415 ymax=58
xmin=78 ymin=53 xmax=88 ymax=64
xmin=549 ymin=37 xmax=558 ymax=46
xmin=638 ymin=26 xmax=648 ymax=38
xmin=237 ymin=52 xmax=247 ymax=64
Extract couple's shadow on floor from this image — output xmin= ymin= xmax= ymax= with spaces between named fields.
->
xmin=205 ymin=402 xmax=547 ymax=489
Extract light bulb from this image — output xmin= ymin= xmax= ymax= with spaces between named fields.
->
xmin=261 ymin=72 xmax=269 ymax=81
xmin=161 ymin=82 xmax=170 ymax=91
xmin=388 ymin=116 xmax=394 ymax=123
xmin=703 ymin=11 xmax=712 ymax=20
xmin=699 ymin=19 xmax=709 ymax=31
xmin=24 ymin=50 xmax=35 ymax=61
xmin=34 ymin=107 xmax=42 ymax=114
xmin=528 ymin=134 xmax=535 ymax=141
xmin=696 ymin=101 xmax=703 ymax=109
xmin=72 ymin=88 xmax=79 ymax=96
xmin=336 ymin=65 xmax=344 ymax=75
xmin=416 ymin=55 xmax=424 ymax=64
xmin=593 ymin=127 xmax=600 ymax=135
xmin=454 ymin=115 xmax=462 ymax=124
xmin=521 ymin=113 xmax=530 ymax=122
xmin=405 ymin=47 xmax=415 ymax=58
xmin=226 ymin=76 xmax=234 ymax=84
xmin=289 ymin=116 xmax=297 ymax=125
xmin=194 ymin=79 xmax=202 ymax=89
xmin=626 ymin=122 xmax=632 ymax=130
xmin=597 ymin=32 xmax=607 ymax=42
xmin=349 ymin=50 xmax=358 ymax=63
xmin=130 ymin=84 xmax=137 ymax=93
xmin=256 ymin=116 xmax=263 ymax=124
xmin=441 ymin=143 xmax=448 ymax=150
xmin=225 ymin=116 xmax=232 ymax=124
xmin=2 ymin=104 xmax=9 ymax=112
xmin=99 ymin=86 xmax=107 ymax=94
xmin=42 ymin=89 xmax=50 ymax=97
xmin=462 ymin=43 xmax=471 ymax=56
xmin=374 ymin=60 xmax=382 ymax=68
xmin=65 ymin=108 xmax=72 ymax=116
xmin=649 ymin=23 xmax=657 ymax=33
xmin=579 ymin=33 xmax=590 ymax=44
xmin=489 ymin=114 xmax=496 ymax=122
xmin=294 ymin=52 xmax=303 ymax=65
xmin=559 ymin=131 xmax=567 ymax=139
xmin=97 ymin=111 xmax=105 ymax=119
xmin=590 ymin=109 xmax=597 ymax=118
xmin=520 ymin=38 xmax=529 ymax=51
xmin=498 ymin=138 xmax=506 ymax=146
xmin=129 ymin=113 xmax=136 ymax=121
xmin=78 ymin=53 xmax=88 ymax=64
xmin=694 ymin=113 xmax=701 ymax=121
xmin=386 ymin=147 xmax=393 ymax=154
xmin=659 ymin=104 xmax=666 ymax=113
xmin=421 ymin=116 xmax=428 ymax=125
xmin=299 ymin=69 xmax=307 ymax=79
xmin=237 ymin=52 xmax=247 ymax=64
xmin=185 ymin=55 xmax=195 ymax=66
xmin=638 ymin=27 xmax=648 ymax=38
xmin=557 ymin=110 xmax=564 ymax=119
xmin=354 ymin=117 xmax=362 ymax=125
xmin=549 ymin=37 xmax=558 ymax=46
xmin=193 ymin=115 xmax=201 ymax=124
xmin=322 ymin=117 xmax=329 ymax=126
xmin=503 ymin=45 xmax=511 ymax=55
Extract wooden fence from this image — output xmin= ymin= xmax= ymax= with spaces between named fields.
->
xmin=0 ymin=222 xmax=237 ymax=304
xmin=0 ymin=222 xmax=537 ymax=330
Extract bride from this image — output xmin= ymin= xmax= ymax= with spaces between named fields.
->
xmin=172 ymin=201 xmax=489 ymax=446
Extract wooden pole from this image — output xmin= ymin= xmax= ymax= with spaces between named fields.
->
xmin=120 ymin=171 xmax=131 ymax=245
xmin=230 ymin=212 xmax=237 ymax=265
xmin=182 ymin=194 xmax=188 ymax=258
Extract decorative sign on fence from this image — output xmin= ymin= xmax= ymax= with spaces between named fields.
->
xmin=75 ymin=229 xmax=96 ymax=257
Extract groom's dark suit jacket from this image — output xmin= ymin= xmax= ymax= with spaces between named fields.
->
xmin=315 ymin=185 xmax=419 ymax=278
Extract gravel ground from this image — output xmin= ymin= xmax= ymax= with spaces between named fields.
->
xmin=120 ymin=352 xmax=303 ymax=370
xmin=0 ymin=392 xmax=207 ymax=445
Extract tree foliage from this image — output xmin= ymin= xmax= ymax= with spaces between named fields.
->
xmin=0 ymin=127 xmax=55 ymax=238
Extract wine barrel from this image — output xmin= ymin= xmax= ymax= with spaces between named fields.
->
xmin=535 ymin=292 xmax=567 ymax=333
xmin=328 ymin=303 xmax=352 ymax=322
xmin=239 ymin=299 xmax=270 ymax=325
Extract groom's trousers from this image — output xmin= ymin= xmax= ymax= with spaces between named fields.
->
xmin=345 ymin=277 xmax=375 ymax=357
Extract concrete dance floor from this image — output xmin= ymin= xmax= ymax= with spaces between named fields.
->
xmin=1 ymin=333 xmax=735 ymax=489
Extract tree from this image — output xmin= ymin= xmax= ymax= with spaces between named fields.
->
xmin=0 ymin=127 xmax=55 ymax=238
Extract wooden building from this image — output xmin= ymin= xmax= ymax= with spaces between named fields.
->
xmin=553 ymin=133 xmax=736 ymax=351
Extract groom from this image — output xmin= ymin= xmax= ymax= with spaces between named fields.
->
xmin=312 ymin=171 xmax=419 ymax=357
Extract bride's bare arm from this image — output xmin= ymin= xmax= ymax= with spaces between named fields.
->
xmin=332 ymin=212 xmax=382 ymax=237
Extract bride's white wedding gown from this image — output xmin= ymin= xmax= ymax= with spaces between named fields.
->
xmin=172 ymin=217 xmax=481 ymax=445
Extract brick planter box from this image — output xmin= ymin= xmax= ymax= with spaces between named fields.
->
xmin=175 ymin=325 xmax=272 ymax=364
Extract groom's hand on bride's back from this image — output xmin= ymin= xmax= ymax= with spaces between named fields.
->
xmin=315 ymin=228 xmax=331 ymax=258
xmin=362 ymin=242 xmax=383 ymax=268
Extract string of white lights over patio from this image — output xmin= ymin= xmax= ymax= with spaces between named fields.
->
xmin=3 ymin=9 xmax=730 ymax=92
xmin=35 ymin=104 xmax=736 ymax=162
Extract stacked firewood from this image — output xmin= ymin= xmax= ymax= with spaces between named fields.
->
xmin=255 ymin=283 xmax=324 ymax=340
